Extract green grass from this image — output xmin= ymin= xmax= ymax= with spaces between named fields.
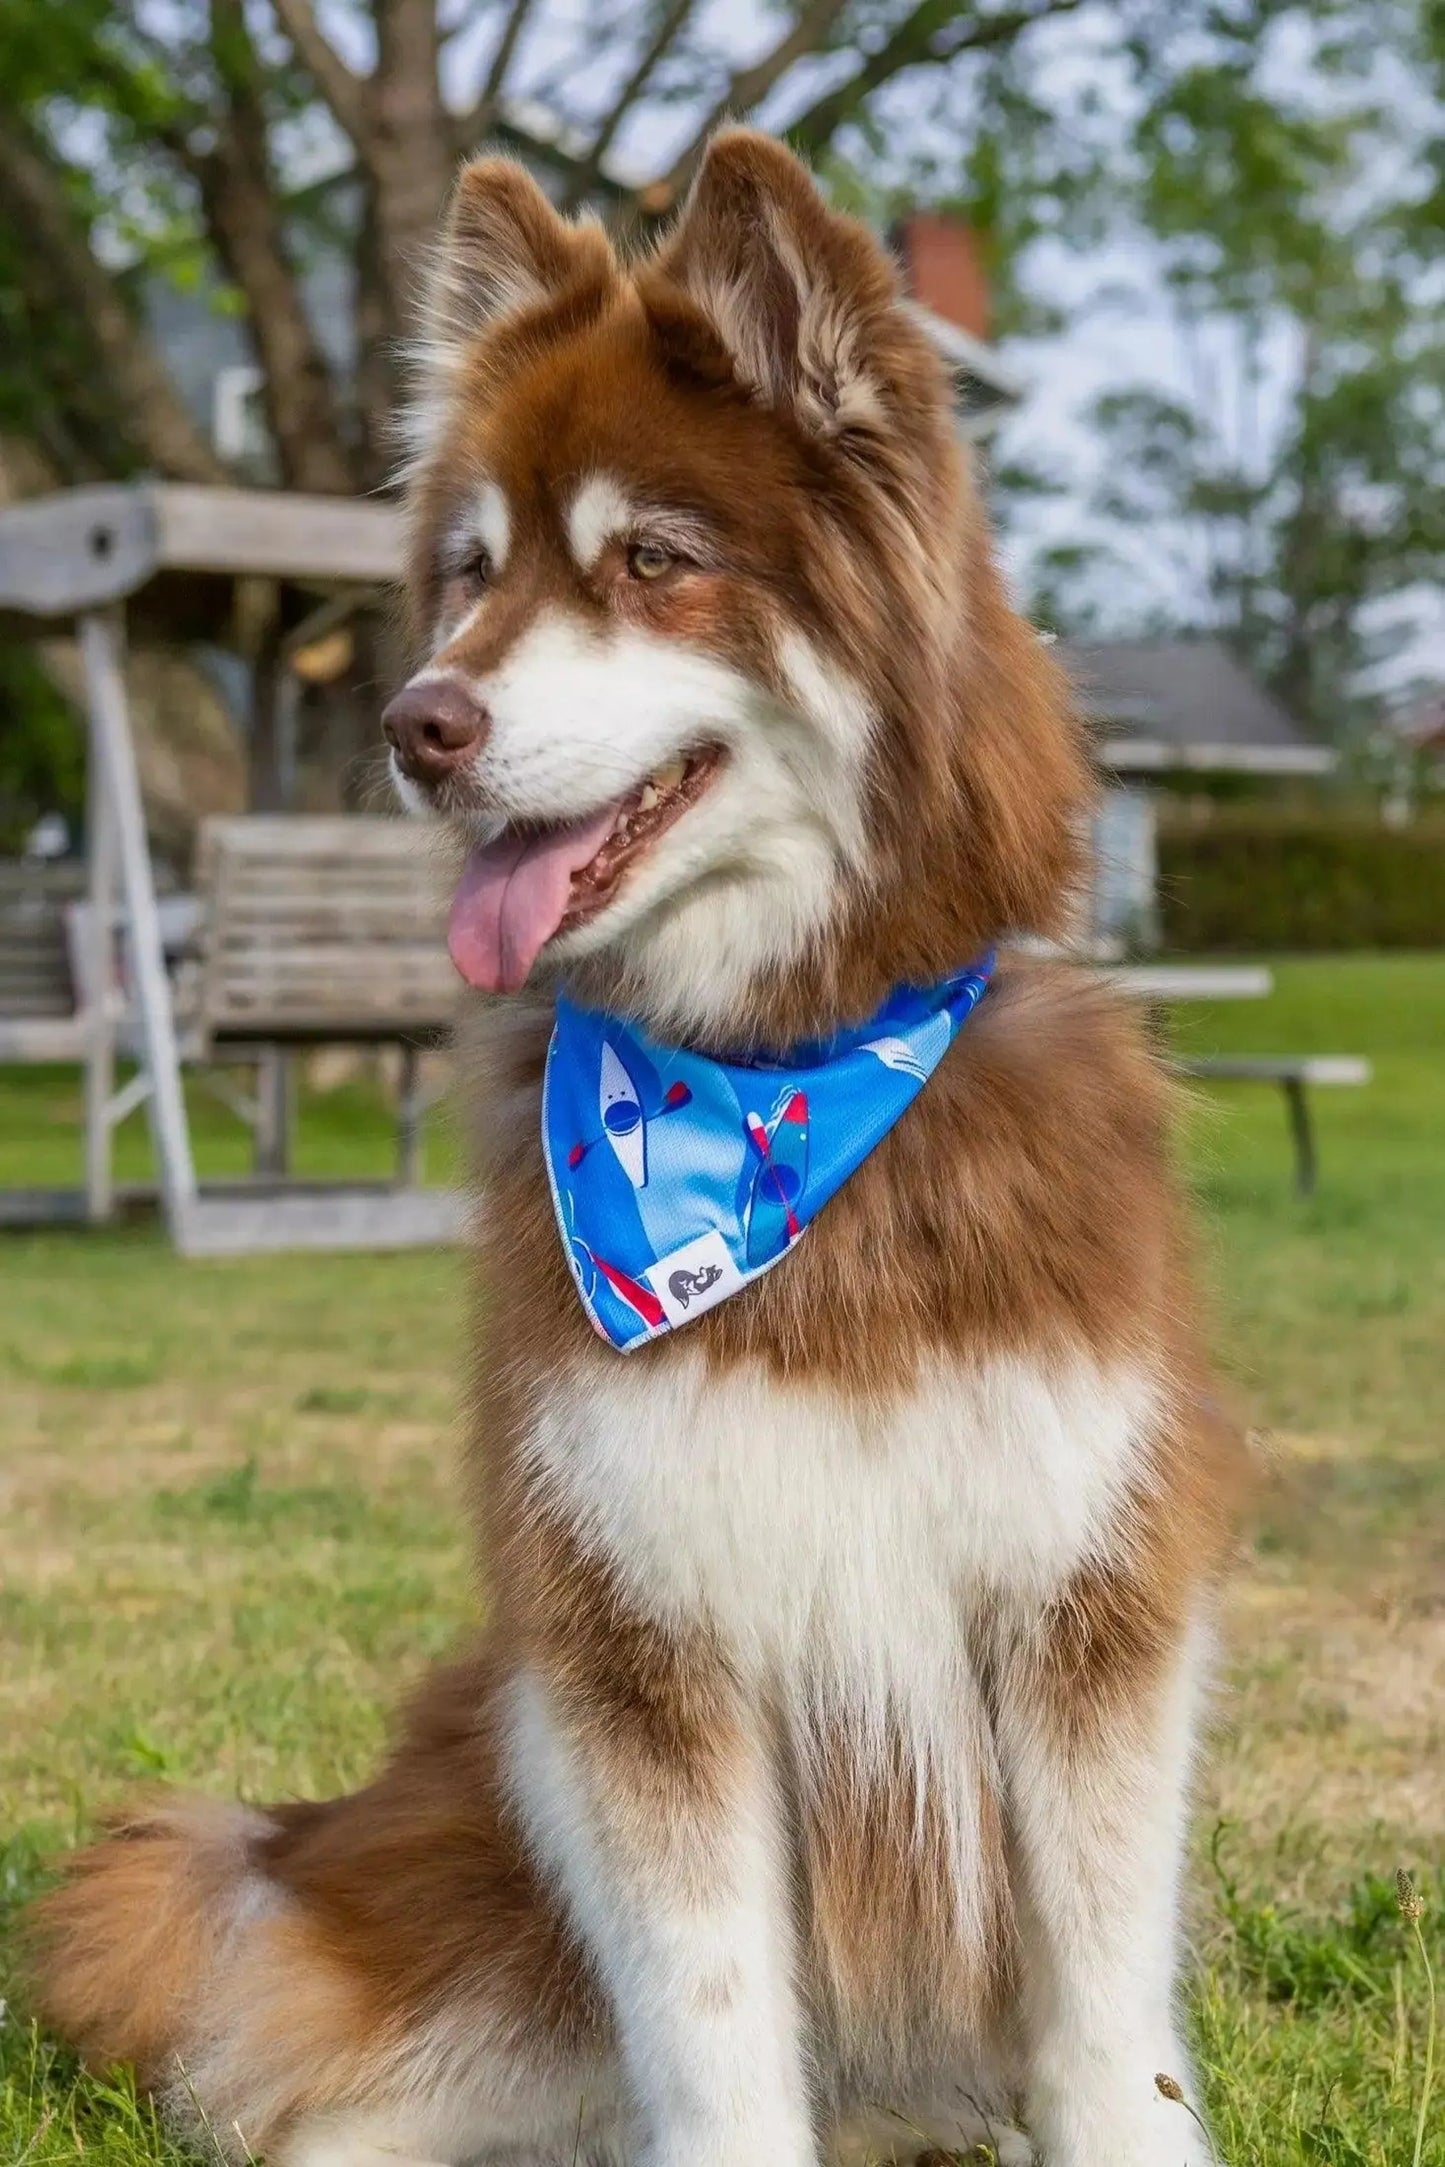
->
xmin=0 ymin=1055 xmax=458 ymax=1192
xmin=1 ymin=955 xmax=1442 ymax=2165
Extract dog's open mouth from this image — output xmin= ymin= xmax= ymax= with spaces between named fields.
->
xmin=447 ymin=748 xmax=723 ymax=994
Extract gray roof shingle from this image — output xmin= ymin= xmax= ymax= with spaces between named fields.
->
xmin=1052 ymin=637 xmax=1331 ymax=773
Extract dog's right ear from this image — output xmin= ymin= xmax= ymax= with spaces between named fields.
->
xmin=430 ymin=160 xmax=613 ymax=338
xmin=404 ymin=160 xmax=614 ymax=463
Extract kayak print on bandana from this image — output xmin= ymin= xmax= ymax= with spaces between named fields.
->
xmin=541 ymin=955 xmax=995 ymax=1352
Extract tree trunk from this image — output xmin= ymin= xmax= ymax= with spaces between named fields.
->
xmin=353 ymin=188 xmax=398 ymax=490
xmin=362 ymin=0 xmax=456 ymax=410
xmin=203 ymin=0 xmax=358 ymax=495
xmin=199 ymin=134 xmax=358 ymax=495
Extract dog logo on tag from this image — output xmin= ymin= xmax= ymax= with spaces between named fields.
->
xmin=647 ymin=1232 xmax=744 ymax=1327
xmin=667 ymin=1264 xmax=724 ymax=1309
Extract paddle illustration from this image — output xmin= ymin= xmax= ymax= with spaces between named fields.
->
xmin=743 ymin=1090 xmax=810 ymax=1267
xmin=567 ymin=1050 xmax=692 ymax=1182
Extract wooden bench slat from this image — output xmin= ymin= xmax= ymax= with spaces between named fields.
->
xmin=0 ymin=1017 xmax=91 ymax=1060
xmin=0 ymin=876 xmax=81 ymax=1044
xmin=212 ymin=912 xmax=444 ymax=940
xmin=1112 ymin=965 xmax=1274 ymax=1000
xmin=1175 ymin=1056 xmax=1371 ymax=1086
xmin=208 ymin=952 xmax=454 ymax=983
xmin=196 ymin=815 xmax=458 ymax=1046
xmin=198 ymin=816 xmax=437 ymax=858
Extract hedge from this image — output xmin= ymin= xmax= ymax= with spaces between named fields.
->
xmin=1157 ymin=812 xmax=1445 ymax=952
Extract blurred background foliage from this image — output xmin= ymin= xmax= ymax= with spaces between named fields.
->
xmin=0 ymin=0 xmax=1439 ymax=825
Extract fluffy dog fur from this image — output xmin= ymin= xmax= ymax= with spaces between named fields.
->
xmin=31 ymin=133 xmax=1245 ymax=2167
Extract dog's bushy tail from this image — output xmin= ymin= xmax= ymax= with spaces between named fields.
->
xmin=23 ymin=1656 xmax=598 ymax=2165
xmin=28 ymin=1794 xmax=267 ymax=2086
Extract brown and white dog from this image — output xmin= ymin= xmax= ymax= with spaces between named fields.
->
xmin=33 ymin=133 xmax=1244 ymax=2167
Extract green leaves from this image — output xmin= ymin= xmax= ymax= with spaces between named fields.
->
xmin=992 ymin=0 xmax=1443 ymax=745
xmin=0 ymin=0 xmax=1433 ymax=766
xmin=0 ymin=648 xmax=83 ymax=853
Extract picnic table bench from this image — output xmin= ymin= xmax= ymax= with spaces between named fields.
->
xmin=0 ymin=815 xmax=464 ymax=1249
xmin=178 ymin=816 xmax=460 ymax=1212
xmin=0 ymin=862 xmax=89 ymax=1066
xmin=1172 ymin=1054 xmax=1371 ymax=1195
xmin=1099 ymin=964 xmax=1370 ymax=1194
xmin=189 ymin=816 xmax=455 ymax=1048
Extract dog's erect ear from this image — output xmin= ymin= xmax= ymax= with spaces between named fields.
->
xmin=649 ymin=130 xmax=902 ymax=437
xmin=404 ymin=159 xmax=614 ymax=461
xmin=429 ymin=159 xmax=612 ymax=337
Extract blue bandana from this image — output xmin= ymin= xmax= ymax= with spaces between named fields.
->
xmin=542 ymin=955 xmax=994 ymax=1350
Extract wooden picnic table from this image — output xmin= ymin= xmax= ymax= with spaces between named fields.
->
xmin=1108 ymin=963 xmax=1273 ymax=1001
xmin=1097 ymin=961 xmax=1369 ymax=1195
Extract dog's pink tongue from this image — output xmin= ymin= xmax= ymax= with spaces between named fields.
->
xmin=448 ymin=804 xmax=622 ymax=994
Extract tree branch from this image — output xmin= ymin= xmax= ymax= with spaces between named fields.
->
xmin=268 ymin=0 xmax=367 ymax=146
xmin=0 ymin=112 xmax=228 ymax=484
xmin=452 ymin=98 xmax=596 ymax=188
xmin=647 ymin=0 xmax=849 ymax=211
xmin=367 ymin=0 xmax=454 ymax=333
xmin=561 ymin=0 xmax=699 ymax=210
xmin=451 ymin=0 xmax=564 ymax=155
xmin=782 ymin=0 xmax=1086 ymax=166
xmin=204 ymin=0 xmax=358 ymax=492
xmin=475 ymin=0 xmax=540 ymax=116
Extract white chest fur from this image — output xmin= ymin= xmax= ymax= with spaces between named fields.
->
xmin=519 ymin=1346 xmax=1163 ymax=1955
xmin=522 ymin=1347 xmax=1160 ymax=1693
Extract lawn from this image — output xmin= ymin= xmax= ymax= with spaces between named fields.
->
xmin=1 ymin=954 xmax=1441 ymax=2167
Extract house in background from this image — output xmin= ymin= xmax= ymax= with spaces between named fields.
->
xmin=890 ymin=210 xmax=1021 ymax=437
xmin=1053 ymin=636 xmax=1336 ymax=950
xmin=1057 ymin=637 xmax=1335 ymax=779
xmin=1383 ymin=687 xmax=1445 ymax=809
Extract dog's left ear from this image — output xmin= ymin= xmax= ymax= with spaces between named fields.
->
xmin=647 ymin=130 xmax=903 ymax=438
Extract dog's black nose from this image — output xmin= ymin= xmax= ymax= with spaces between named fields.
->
xmin=382 ymin=680 xmax=489 ymax=784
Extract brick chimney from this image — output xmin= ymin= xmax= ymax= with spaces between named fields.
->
xmin=890 ymin=212 xmax=990 ymax=342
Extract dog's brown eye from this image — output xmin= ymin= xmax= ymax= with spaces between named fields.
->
xmin=627 ymin=542 xmax=675 ymax=581
xmin=463 ymin=548 xmax=493 ymax=590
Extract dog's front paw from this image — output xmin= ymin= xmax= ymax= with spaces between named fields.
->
xmin=989 ymin=2132 xmax=1036 ymax=2167
xmin=1027 ymin=2060 xmax=1214 ymax=2167
xmin=646 ymin=2110 xmax=817 ymax=2167
xmin=920 ymin=2125 xmax=1034 ymax=2166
